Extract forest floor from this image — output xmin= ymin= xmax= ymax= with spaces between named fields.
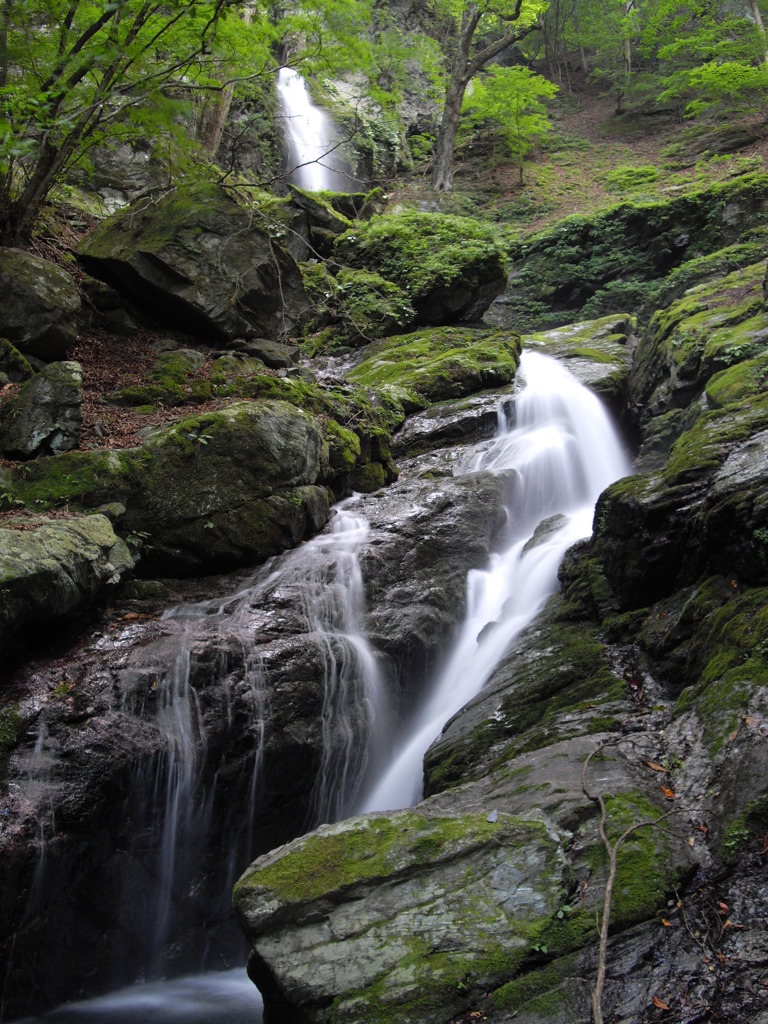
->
xmin=392 ymin=86 xmax=768 ymax=237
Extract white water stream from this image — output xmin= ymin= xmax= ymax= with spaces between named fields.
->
xmin=361 ymin=351 xmax=630 ymax=812
xmin=275 ymin=68 xmax=357 ymax=191
xmin=13 ymin=352 xmax=629 ymax=1023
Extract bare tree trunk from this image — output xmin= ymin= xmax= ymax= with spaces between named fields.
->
xmin=198 ymin=3 xmax=254 ymax=157
xmin=430 ymin=1 xmax=538 ymax=191
xmin=749 ymin=0 xmax=768 ymax=72
xmin=432 ymin=65 xmax=469 ymax=190
xmin=572 ymin=0 xmax=589 ymax=75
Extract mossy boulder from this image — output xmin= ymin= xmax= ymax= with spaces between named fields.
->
xmin=490 ymin=173 xmax=768 ymax=332
xmin=0 ymin=361 xmax=83 ymax=458
xmin=335 ymin=209 xmax=507 ymax=326
xmin=0 ymin=248 xmax=81 ymax=361
xmin=0 ymin=514 xmax=134 ymax=651
xmin=78 ymin=183 xmax=309 ymax=343
xmin=631 ymin=261 xmax=766 ymax=452
xmin=523 ymin=313 xmax=635 ymax=415
xmin=348 ymin=326 xmax=522 ymax=413
xmin=234 ymin=808 xmax=570 ymax=1024
xmin=3 ymin=397 xmax=398 ymax=575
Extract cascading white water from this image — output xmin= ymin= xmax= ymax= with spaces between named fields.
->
xmin=275 ymin=67 xmax=357 ymax=192
xmin=298 ymin=505 xmax=388 ymax=824
xmin=360 ymin=350 xmax=630 ymax=812
xmin=13 ymin=352 xmax=629 ymax=1024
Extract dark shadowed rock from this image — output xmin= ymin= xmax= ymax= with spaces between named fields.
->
xmin=0 ymin=361 xmax=83 ymax=458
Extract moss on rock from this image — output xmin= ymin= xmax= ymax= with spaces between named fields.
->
xmin=348 ymin=326 xmax=522 ymax=412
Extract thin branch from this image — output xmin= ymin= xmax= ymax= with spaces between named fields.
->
xmin=582 ymin=740 xmax=679 ymax=1024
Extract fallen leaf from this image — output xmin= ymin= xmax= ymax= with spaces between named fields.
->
xmin=661 ymin=918 xmax=672 ymax=927
xmin=717 ymin=902 xmax=729 ymax=914
xmin=745 ymin=716 xmax=759 ymax=728
xmin=644 ymin=760 xmax=668 ymax=773
xmin=695 ymin=824 xmax=708 ymax=834
xmin=688 ymin=836 xmax=695 ymax=847
xmin=660 ymin=784 xmax=676 ymax=800
xmin=652 ymin=995 xmax=671 ymax=1011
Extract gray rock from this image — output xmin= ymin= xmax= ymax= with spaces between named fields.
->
xmin=234 ymin=807 xmax=570 ymax=1024
xmin=523 ymin=313 xmax=635 ymax=417
xmin=0 ymin=248 xmax=81 ymax=361
xmin=78 ymin=183 xmax=309 ymax=343
xmin=0 ymin=514 xmax=133 ymax=650
xmin=0 ymin=361 xmax=83 ymax=458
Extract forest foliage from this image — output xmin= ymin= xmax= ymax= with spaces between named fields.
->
xmin=1 ymin=0 xmax=768 ymax=238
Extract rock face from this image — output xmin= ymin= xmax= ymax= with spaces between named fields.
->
xmin=488 ymin=172 xmax=768 ymax=332
xmin=78 ymin=184 xmax=310 ymax=342
xmin=234 ymin=809 xmax=570 ymax=1024
xmin=2 ymin=396 xmax=398 ymax=577
xmin=0 ymin=360 xmax=83 ymax=458
xmin=0 ymin=514 xmax=133 ymax=651
xmin=233 ymin=256 xmax=768 ymax=1024
xmin=0 ymin=248 xmax=81 ymax=361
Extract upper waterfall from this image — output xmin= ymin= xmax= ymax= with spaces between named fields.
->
xmin=276 ymin=68 xmax=358 ymax=192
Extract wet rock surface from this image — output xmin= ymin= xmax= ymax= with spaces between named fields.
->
xmin=3 ymin=216 xmax=768 ymax=1024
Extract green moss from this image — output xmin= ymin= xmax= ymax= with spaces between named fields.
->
xmin=674 ymin=588 xmax=768 ymax=753
xmin=0 ymin=704 xmax=21 ymax=752
xmin=491 ymin=954 xmax=579 ymax=1013
xmin=348 ymin=327 xmax=521 ymax=412
xmin=236 ymin=813 xmax=507 ymax=905
xmin=720 ymin=795 xmax=768 ymax=857
xmin=501 ymin=174 xmax=768 ymax=331
xmin=334 ymin=209 xmax=505 ymax=308
xmin=706 ymin=351 xmax=768 ymax=408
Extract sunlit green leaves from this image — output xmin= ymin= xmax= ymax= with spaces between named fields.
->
xmin=462 ymin=64 xmax=558 ymax=174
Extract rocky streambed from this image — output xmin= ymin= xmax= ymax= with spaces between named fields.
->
xmin=2 ymin=176 xmax=768 ymax=1024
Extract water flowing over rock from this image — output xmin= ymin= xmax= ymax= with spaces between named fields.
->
xmin=5 ymin=218 xmax=768 ymax=1024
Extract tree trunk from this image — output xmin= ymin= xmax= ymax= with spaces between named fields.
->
xmin=749 ymin=0 xmax=768 ymax=72
xmin=431 ymin=73 xmax=467 ymax=191
xmin=431 ymin=5 xmax=478 ymax=191
xmin=198 ymin=81 xmax=237 ymax=157
xmin=197 ymin=3 xmax=254 ymax=158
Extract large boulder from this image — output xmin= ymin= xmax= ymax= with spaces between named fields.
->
xmin=0 ymin=248 xmax=81 ymax=361
xmin=334 ymin=209 xmax=507 ymax=327
xmin=0 ymin=361 xmax=83 ymax=458
xmin=2 ymin=398 xmax=398 ymax=576
xmin=77 ymin=184 xmax=309 ymax=343
xmin=0 ymin=514 xmax=133 ymax=651
xmin=234 ymin=809 xmax=571 ymax=1024
xmin=348 ymin=326 xmax=522 ymax=413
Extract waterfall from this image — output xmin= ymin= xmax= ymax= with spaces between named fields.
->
xmin=9 ymin=352 xmax=628 ymax=1024
xmin=360 ymin=350 xmax=630 ymax=812
xmin=275 ymin=68 xmax=357 ymax=191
